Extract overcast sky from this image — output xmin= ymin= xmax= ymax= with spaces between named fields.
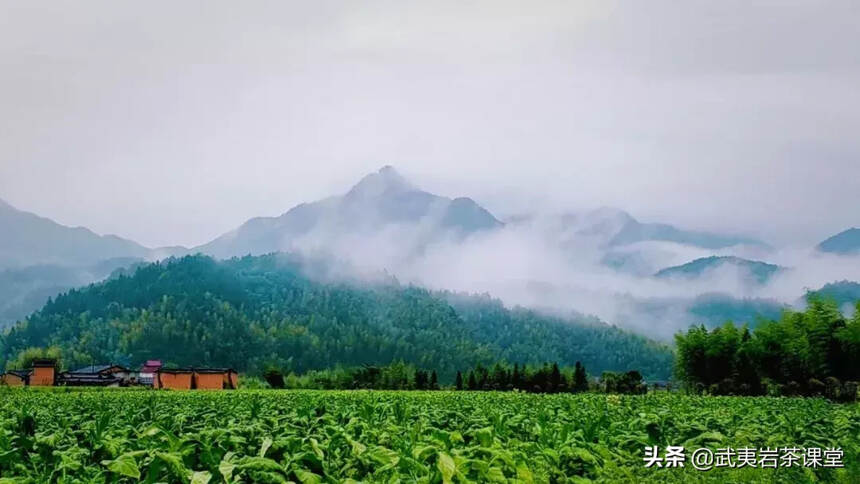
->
xmin=1 ymin=1 xmax=858 ymax=248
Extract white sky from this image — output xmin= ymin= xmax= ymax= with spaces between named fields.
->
xmin=1 ymin=0 xmax=859 ymax=248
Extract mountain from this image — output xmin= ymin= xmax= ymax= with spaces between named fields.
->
xmin=0 ymin=198 xmax=188 ymax=327
xmin=606 ymin=213 xmax=767 ymax=249
xmin=0 ymin=257 xmax=146 ymax=328
xmin=686 ymin=293 xmax=786 ymax=328
xmin=0 ymin=254 xmax=673 ymax=380
xmin=0 ymin=198 xmax=151 ymax=269
xmin=807 ymin=281 xmax=860 ymax=308
xmin=519 ymin=207 xmax=768 ymax=251
xmin=817 ymin=228 xmax=860 ymax=255
xmin=195 ymin=166 xmax=503 ymax=260
xmin=654 ymin=256 xmax=784 ymax=285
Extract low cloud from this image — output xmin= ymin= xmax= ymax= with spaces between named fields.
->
xmin=270 ymin=211 xmax=860 ymax=340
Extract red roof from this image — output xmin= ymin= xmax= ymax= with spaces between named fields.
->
xmin=140 ymin=360 xmax=163 ymax=372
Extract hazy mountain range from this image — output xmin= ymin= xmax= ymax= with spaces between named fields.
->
xmin=1 ymin=166 xmax=858 ymax=336
xmin=195 ymin=166 xmax=502 ymax=260
xmin=0 ymin=198 xmax=149 ymax=268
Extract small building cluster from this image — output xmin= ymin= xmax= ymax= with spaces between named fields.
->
xmin=154 ymin=368 xmax=239 ymax=390
xmin=1 ymin=359 xmax=238 ymax=390
xmin=0 ymin=359 xmax=57 ymax=387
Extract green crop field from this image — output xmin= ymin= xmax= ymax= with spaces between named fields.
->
xmin=0 ymin=389 xmax=857 ymax=483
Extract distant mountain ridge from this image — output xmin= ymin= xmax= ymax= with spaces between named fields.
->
xmin=817 ymin=228 xmax=860 ymax=255
xmin=0 ymin=198 xmax=186 ymax=326
xmin=509 ymin=206 xmax=767 ymax=251
xmin=195 ymin=166 xmax=503 ymax=259
xmin=1 ymin=169 xmax=856 ymax=344
xmin=0 ymin=258 xmax=146 ymax=327
xmin=0 ymin=198 xmax=150 ymax=269
xmin=606 ymin=214 xmax=767 ymax=249
xmin=655 ymin=256 xmax=784 ymax=284
xmin=807 ymin=281 xmax=860 ymax=308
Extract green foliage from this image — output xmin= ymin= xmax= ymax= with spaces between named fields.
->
xmin=0 ymin=254 xmax=673 ymax=380
xmin=262 ymin=369 xmax=285 ymax=389
xmin=277 ymin=362 xmax=444 ymax=391
xmin=453 ymin=361 xmax=592 ymax=393
xmin=600 ymin=370 xmax=647 ymax=394
xmin=5 ymin=346 xmax=63 ymax=372
xmin=675 ymin=299 xmax=860 ymax=399
xmin=0 ymin=389 xmax=856 ymax=482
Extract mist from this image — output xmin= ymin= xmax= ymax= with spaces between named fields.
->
xmin=251 ymin=195 xmax=860 ymax=340
xmin=1 ymin=1 xmax=859 ymax=338
xmin=1 ymin=1 xmax=859 ymax=249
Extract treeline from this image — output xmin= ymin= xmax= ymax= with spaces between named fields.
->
xmin=262 ymin=362 xmax=441 ymax=390
xmin=0 ymin=254 xmax=673 ymax=381
xmin=453 ymin=362 xmax=589 ymax=393
xmin=259 ymin=360 xmax=651 ymax=395
xmin=675 ymin=298 xmax=860 ymax=401
xmin=265 ymin=361 xmax=589 ymax=392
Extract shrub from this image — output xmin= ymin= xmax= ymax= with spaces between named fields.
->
xmin=807 ymin=378 xmax=825 ymax=396
xmin=824 ymin=377 xmax=842 ymax=401
xmin=263 ymin=369 xmax=285 ymax=389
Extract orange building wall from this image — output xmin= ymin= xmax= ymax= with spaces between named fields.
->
xmin=158 ymin=372 xmax=193 ymax=390
xmin=30 ymin=367 xmax=55 ymax=386
xmin=1 ymin=374 xmax=26 ymax=387
xmin=194 ymin=373 xmax=224 ymax=390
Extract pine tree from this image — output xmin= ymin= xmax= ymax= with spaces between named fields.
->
xmin=414 ymin=369 xmax=427 ymax=390
xmin=550 ymin=362 xmax=562 ymax=393
xmin=467 ymin=370 xmax=477 ymax=390
xmin=430 ymin=370 xmax=438 ymax=390
xmin=455 ymin=371 xmax=464 ymax=390
xmin=574 ymin=361 xmax=588 ymax=392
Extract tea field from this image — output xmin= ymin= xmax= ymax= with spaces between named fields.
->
xmin=0 ymin=389 xmax=857 ymax=483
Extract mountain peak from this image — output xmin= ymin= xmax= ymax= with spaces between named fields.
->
xmin=346 ymin=165 xmax=414 ymax=199
xmin=654 ymin=255 xmax=784 ymax=285
xmin=817 ymin=227 xmax=860 ymax=255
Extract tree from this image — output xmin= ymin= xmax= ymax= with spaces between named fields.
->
xmin=263 ymin=368 xmax=285 ymax=389
xmin=835 ymin=302 xmax=860 ymax=379
xmin=512 ymin=363 xmax=521 ymax=389
xmin=467 ymin=371 xmax=477 ymax=390
xmin=455 ymin=371 xmax=463 ymax=390
xmin=674 ymin=299 xmax=859 ymax=399
xmin=733 ymin=329 xmax=761 ymax=395
xmin=550 ymin=362 xmax=562 ymax=393
xmin=430 ymin=370 xmax=438 ymax=390
xmin=573 ymin=361 xmax=588 ymax=392
xmin=414 ymin=369 xmax=428 ymax=390
xmin=6 ymin=346 xmax=63 ymax=372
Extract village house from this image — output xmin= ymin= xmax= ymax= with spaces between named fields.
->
xmin=0 ymin=369 xmax=30 ymax=386
xmin=139 ymin=360 xmax=163 ymax=386
xmin=29 ymin=359 xmax=57 ymax=386
xmin=58 ymin=364 xmax=132 ymax=387
xmin=154 ymin=368 xmax=238 ymax=390
xmin=3 ymin=359 xmax=238 ymax=390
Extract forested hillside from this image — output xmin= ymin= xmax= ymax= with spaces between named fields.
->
xmin=0 ymin=254 xmax=673 ymax=380
xmin=808 ymin=281 xmax=860 ymax=308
